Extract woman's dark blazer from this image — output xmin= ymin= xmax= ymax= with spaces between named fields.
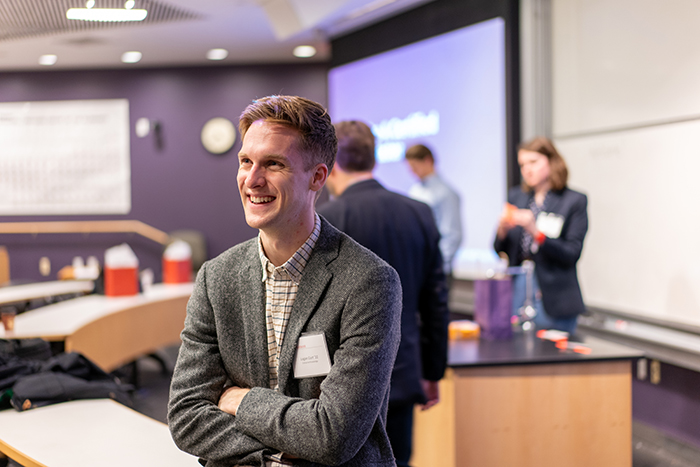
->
xmin=494 ymin=186 xmax=588 ymax=319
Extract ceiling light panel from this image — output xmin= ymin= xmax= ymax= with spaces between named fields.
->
xmin=66 ymin=8 xmax=148 ymax=22
xmin=121 ymin=51 xmax=142 ymax=63
xmin=293 ymin=45 xmax=316 ymax=58
xmin=38 ymin=54 xmax=58 ymax=65
xmin=206 ymin=48 xmax=228 ymax=61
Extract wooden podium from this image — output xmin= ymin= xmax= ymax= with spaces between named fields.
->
xmin=411 ymin=334 xmax=642 ymax=467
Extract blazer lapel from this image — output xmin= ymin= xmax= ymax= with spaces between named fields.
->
xmin=238 ymin=246 xmax=271 ymax=389
xmin=276 ymin=221 xmax=338 ymax=391
xmin=546 ymin=189 xmax=565 ymax=215
xmin=514 ymin=189 xmax=530 ymax=209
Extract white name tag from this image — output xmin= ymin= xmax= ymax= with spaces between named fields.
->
xmin=536 ymin=212 xmax=565 ymax=239
xmin=293 ymin=332 xmax=332 ymax=379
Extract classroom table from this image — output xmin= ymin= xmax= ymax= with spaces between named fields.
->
xmin=0 ymin=280 xmax=94 ymax=306
xmin=0 ymin=283 xmax=193 ymax=372
xmin=411 ymin=332 xmax=644 ymax=467
xmin=0 ymin=399 xmax=199 ymax=467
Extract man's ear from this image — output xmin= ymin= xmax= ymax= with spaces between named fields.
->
xmin=328 ymin=164 xmax=341 ymax=181
xmin=310 ymin=163 xmax=328 ymax=192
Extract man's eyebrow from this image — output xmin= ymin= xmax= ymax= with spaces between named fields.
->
xmin=238 ymin=153 xmax=288 ymax=162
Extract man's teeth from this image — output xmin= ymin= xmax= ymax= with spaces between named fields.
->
xmin=250 ymin=196 xmax=274 ymax=204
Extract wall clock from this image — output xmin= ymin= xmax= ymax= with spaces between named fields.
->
xmin=201 ymin=117 xmax=236 ymax=155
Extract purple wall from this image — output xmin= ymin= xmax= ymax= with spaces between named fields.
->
xmin=0 ymin=64 xmax=328 ymax=282
xmin=633 ymin=361 xmax=700 ymax=449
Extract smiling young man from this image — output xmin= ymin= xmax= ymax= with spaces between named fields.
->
xmin=237 ymin=120 xmax=325 ymax=266
xmin=168 ymin=96 xmax=402 ymax=467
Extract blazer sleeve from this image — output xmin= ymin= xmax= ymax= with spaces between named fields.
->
xmin=168 ymin=263 xmax=269 ymax=465
xmin=418 ymin=211 xmax=449 ymax=382
xmin=233 ymin=263 xmax=402 ymax=465
xmin=493 ymin=229 xmax=511 ymax=258
xmin=537 ymin=192 xmax=588 ymax=267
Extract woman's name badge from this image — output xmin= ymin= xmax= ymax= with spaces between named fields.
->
xmin=294 ymin=332 xmax=332 ymax=378
xmin=536 ymin=212 xmax=565 ymax=238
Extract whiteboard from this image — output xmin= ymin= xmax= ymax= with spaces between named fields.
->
xmin=556 ymin=122 xmax=700 ymax=326
xmin=551 ymin=0 xmax=700 ymax=327
xmin=552 ymin=0 xmax=700 ymax=136
xmin=0 ymin=99 xmax=131 ymax=215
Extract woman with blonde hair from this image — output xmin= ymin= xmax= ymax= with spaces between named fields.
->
xmin=494 ymin=137 xmax=588 ymax=334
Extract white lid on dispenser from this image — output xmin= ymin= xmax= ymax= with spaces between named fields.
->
xmin=164 ymin=240 xmax=192 ymax=261
xmin=104 ymin=243 xmax=139 ymax=269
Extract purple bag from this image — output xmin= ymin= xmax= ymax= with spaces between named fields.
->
xmin=474 ymin=278 xmax=513 ymax=340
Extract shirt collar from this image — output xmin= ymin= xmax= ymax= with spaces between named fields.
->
xmin=258 ymin=213 xmax=321 ymax=284
xmin=421 ymin=172 xmax=439 ymax=186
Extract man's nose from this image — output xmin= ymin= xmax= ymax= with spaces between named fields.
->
xmin=245 ymin=165 xmax=265 ymax=188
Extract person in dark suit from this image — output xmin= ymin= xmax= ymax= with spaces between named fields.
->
xmin=317 ymin=120 xmax=449 ymax=467
xmin=168 ymin=96 xmax=402 ymax=467
xmin=494 ymin=136 xmax=588 ymax=334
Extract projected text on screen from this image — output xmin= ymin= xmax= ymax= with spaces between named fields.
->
xmin=328 ymin=18 xmax=508 ymax=275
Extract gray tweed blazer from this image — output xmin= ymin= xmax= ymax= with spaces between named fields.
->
xmin=168 ymin=218 xmax=402 ymax=467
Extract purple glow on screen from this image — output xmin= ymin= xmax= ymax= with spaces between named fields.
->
xmin=328 ymin=18 xmax=507 ymax=259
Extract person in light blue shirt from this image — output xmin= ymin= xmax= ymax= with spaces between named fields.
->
xmin=406 ymin=144 xmax=463 ymax=274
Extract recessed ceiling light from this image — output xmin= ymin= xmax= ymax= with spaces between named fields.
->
xmin=66 ymin=6 xmax=147 ymax=22
xmin=293 ymin=45 xmax=317 ymax=58
xmin=39 ymin=54 xmax=58 ymax=66
xmin=86 ymin=0 xmax=95 ymax=8
xmin=121 ymin=51 xmax=142 ymax=63
xmin=206 ymin=48 xmax=229 ymax=61
xmin=124 ymin=0 xmax=135 ymax=10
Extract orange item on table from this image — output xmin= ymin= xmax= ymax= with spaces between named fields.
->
xmin=555 ymin=340 xmax=592 ymax=354
xmin=536 ymin=329 xmax=569 ymax=342
xmin=448 ymin=320 xmax=480 ymax=340
xmin=1 ymin=310 xmax=16 ymax=331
